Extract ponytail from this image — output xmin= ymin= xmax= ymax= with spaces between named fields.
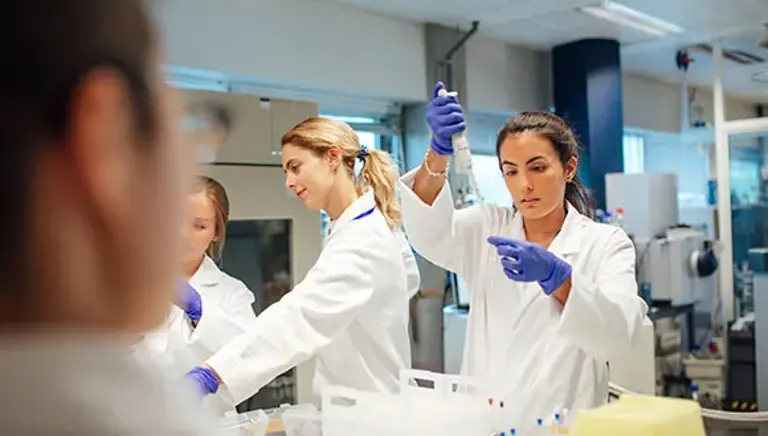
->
xmin=565 ymin=174 xmax=595 ymax=219
xmin=358 ymin=149 xmax=401 ymax=230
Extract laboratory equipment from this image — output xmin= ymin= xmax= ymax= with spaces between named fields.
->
xmin=683 ymin=356 xmax=725 ymax=405
xmin=634 ymin=227 xmax=718 ymax=304
xmin=605 ymin=172 xmax=679 ymax=239
xmin=750 ymin=247 xmax=768 ymax=411
xmin=437 ymin=88 xmax=482 ymax=201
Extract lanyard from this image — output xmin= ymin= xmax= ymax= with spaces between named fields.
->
xmin=326 ymin=206 xmax=376 ymax=240
xmin=352 ymin=206 xmax=376 ymax=221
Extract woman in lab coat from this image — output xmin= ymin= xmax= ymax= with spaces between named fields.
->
xmin=398 ymin=82 xmax=648 ymax=430
xmin=136 ymin=175 xmax=257 ymax=415
xmin=188 ymin=117 xmax=415 ymax=406
xmin=0 ymin=1 xmax=213 ymax=435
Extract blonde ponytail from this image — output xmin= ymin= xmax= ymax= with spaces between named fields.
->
xmin=281 ymin=117 xmax=401 ymax=229
xmin=358 ymin=148 xmax=401 ymax=230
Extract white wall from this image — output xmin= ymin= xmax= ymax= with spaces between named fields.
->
xmin=465 ymin=37 xmax=552 ymax=113
xmin=155 ymin=0 xmax=427 ymax=103
xmin=622 ymin=74 xmax=759 ymax=132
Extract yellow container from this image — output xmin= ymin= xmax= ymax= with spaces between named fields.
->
xmin=570 ymin=394 xmax=705 ymax=436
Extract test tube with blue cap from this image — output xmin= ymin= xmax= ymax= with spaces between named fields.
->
xmin=550 ymin=412 xmax=561 ymax=434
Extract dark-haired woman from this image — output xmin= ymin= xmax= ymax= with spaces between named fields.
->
xmin=398 ymin=82 xmax=648 ymax=431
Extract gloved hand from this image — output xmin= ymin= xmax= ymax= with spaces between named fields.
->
xmin=426 ymin=82 xmax=466 ymax=155
xmin=186 ymin=366 xmax=220 ymax=396
xmin=487 ymin=236 xmax=572 ymax=295
xmin=177 ymin=280 xmax=202 ymax=323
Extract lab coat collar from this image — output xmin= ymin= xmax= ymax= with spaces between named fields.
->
xmin=189 ymin=255 xmax=221 ymax=287
xmin=325 ymin=189 xmax=376 ymax=238
xmin=549 ymin=202 xmax=585 ymax=256
xmin=512 ymin=202 xmax=584 ymax=256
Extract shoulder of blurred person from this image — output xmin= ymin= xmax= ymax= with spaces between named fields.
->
xmin=0 ymin=333 xmax=220 ymax=436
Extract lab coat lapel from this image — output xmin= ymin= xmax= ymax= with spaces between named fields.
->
xmin=190 ymin=256 xmax=221 ymax=288
xmin=325 ymin=190 xmax=376 ymax=242
xmin=547 ymin=202 xmax=584 ymax=259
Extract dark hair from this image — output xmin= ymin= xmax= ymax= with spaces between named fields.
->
xmin=0 ymin=0 xmax=155 ymax=287
xmin=495 ymin=111 xmax=595 ymax=218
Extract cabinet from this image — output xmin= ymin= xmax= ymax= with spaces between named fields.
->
xmin=181 ymin=89 xmax=318 ymax=166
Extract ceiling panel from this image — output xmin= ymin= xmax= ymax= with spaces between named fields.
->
xmin=326 ymin=0 xmax=519 ymax=23
xmin=481 ymin=10 xmax=655 ymax=49
xmin=325 ymin=0 xmax=768 ymax=101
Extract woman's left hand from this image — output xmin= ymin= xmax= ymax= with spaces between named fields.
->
xmin=487 ymin=236 xmax=572 ymax=295
xmin=177 ymin=280 xmax=203 ymax=323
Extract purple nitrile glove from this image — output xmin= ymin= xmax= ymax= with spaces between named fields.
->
xmin=487 ymin=236 xmax=572 ymax=295
xmin=426 ymin=81 xmax=466 ymax=155
xmin=185 ymin=366 xmax=220 ymax=396
xmin=177 ymin=280 xmax=202 ymax=322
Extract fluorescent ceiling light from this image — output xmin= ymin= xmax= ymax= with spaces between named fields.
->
xmin=753 ymin=71 xmax=768 ymax=84
xmin=579 ymin=1 xmax=684 ymax=37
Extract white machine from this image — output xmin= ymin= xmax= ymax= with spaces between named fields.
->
xmin=634 ymin=228 xmax=718 ymax=303
xmin=607 ymin=172 xmax=719 ymax=304
xmin=605 ymin=172 xmax=678 ymax=240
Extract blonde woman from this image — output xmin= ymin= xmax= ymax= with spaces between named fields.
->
xmin=136 ymin=175 xmax=256 ymax=416
xmin=187 ymin=117 xmax=415 ymax=406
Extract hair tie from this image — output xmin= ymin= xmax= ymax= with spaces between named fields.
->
xmin=357 ymin=145 xmax=369 ymax=162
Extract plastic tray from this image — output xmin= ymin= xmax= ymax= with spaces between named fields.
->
xmin=218 ymin=409 xmax=270 ymax=436
xmin=282 ymin=404 xmax=322 ymax=436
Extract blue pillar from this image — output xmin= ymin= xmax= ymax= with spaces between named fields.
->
xmin=552 ymin=38 xmax=624 ymax=210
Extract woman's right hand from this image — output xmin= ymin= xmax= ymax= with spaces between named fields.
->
xmin=426 ymin=82 xmax=466 ymax=155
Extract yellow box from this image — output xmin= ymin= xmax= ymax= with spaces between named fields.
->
xmin=570 ymin=394 xmax=705 ymax=436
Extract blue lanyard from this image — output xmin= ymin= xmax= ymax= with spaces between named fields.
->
xmin=352 ymin=206 xmax=376 ymax=221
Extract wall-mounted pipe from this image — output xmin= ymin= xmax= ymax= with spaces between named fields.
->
xmin=441 ymin=21 xmax=480 ymax=91
xmin=758 ymin=105 xmax=766 ymax=161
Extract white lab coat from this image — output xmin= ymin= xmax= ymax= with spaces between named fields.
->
xmin=399 ymin=171 xmax=648 ymax=431
xmin=0 ymin=333 xmax=216 ymax=436
xmin=396 ymin=229 xmax=421 ymax=299
xmin=134 ymin=255 xmax=257 ymax=416
xmin=206 ymin=190 xmax=412 ymax=406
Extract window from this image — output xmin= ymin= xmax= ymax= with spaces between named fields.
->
xmin=622 ymin=134 xmax=645 ymax=173
xmin=471 ymin=154 xmax=512 ymax=208
xmin=320 ymin=114 xmax=380 ymax=150
xmin=730 ymin=159 xmax=760 ymax=206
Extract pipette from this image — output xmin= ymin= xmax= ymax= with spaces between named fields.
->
xmin=436 ymin=88 xmax=483 ymax=201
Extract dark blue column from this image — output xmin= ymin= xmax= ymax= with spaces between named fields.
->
xmin=552 ymin=38 xmax=623 ymax=210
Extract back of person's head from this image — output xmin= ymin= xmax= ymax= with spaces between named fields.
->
xmin=280 ymin=117 xmax=401 ymax=229
xmin=0 ymin=0 xmax=191 ymax=333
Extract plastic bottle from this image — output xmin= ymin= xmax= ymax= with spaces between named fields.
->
xmin=691 ymin=384 xmax=699 ymax=402
xmin=615 ymin=208 xmax=625 ymax=230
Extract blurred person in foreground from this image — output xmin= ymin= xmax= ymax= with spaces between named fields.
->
xmin=0 ymin=1 xmax=215 ymax=435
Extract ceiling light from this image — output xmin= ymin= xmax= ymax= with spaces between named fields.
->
xmin=753 ymin=71 xmax=768 ymax=84
xmin=579 ymin=1 xmax=685 ymax=37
